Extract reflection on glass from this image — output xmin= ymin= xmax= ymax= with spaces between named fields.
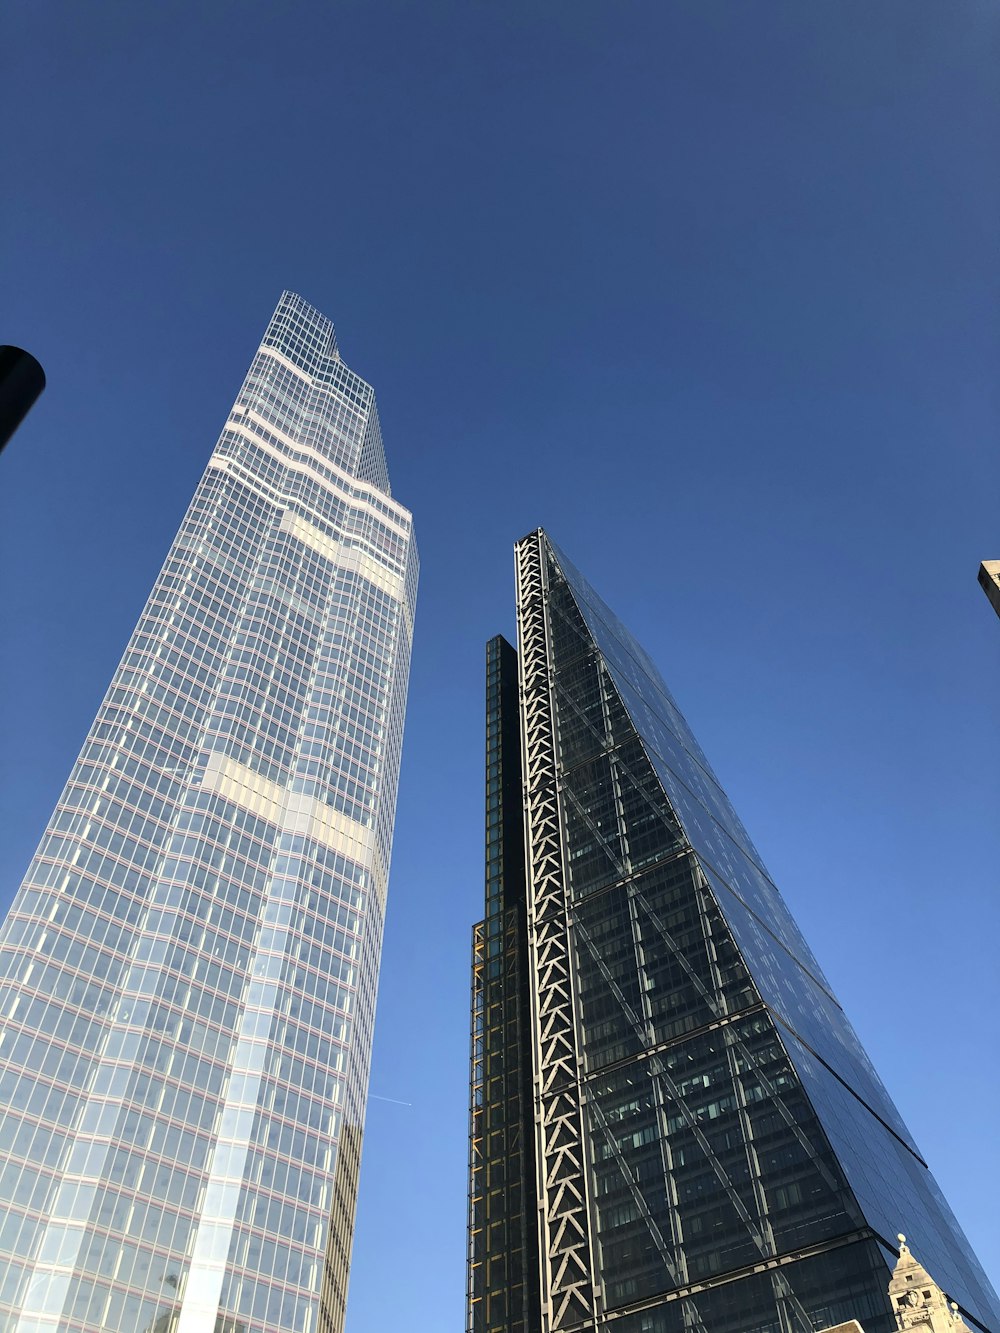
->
xmin=0 ymin=295 xmax=417 ymax=1333
xmin=468 ymin=531 xmax=999 ymax=1333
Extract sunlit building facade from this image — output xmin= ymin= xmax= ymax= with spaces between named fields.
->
xmin=0 ymin=293 xmax=417 ymax=1333
xmin=977 ymin=561 xmax=1000 ymax=621
xmin=468 ymin=529 xmax=998 ymax=1333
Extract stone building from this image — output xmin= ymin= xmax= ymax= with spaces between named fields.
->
xmin=819 ymin=1237 xmax=978 ymax=1333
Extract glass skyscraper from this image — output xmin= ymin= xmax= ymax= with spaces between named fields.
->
xmin=0 ymin=293 xmax=417 ymax=1333
xmin=468 ymin=529 xmax=998 ymax=1333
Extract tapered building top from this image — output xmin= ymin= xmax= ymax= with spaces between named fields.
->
xmin=248 ymin=291 xmax=393 ymax=495
xmin=0 ymin=294 xmax=416 ymax=1333
xmin=468 ymin=529 xmax=998 ymax=1333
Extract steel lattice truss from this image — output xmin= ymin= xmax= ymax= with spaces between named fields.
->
xmin=515 ymin=532 xmax=598 ymax=1332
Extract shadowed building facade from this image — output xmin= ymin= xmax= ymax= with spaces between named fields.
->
xmin=467 ymin=530 xmax=997 ymax=1333
xmin=977 ymin=562 xmax=1000 ymax=621
xmin=0 ymin=293 xmax=417 ymax=1333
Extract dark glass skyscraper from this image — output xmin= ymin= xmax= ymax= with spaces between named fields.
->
xmin=468 ymin=530 xmax=998 ymax=1333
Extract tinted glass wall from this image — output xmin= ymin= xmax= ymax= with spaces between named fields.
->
xmin=468 ymin=529 xmax=998 ymax=1333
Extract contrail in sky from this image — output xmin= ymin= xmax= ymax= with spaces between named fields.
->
xmin=369 ymin=1093 xmax=413 ymax=1107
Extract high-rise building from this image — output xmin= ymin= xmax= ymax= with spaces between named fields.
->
xmin=977 ymin=561 xmax=1000 ymax=621
xmin=468 ymin=529 xmax=998 ymax=1333
xmin=0 ymin=292 xmax=417 ymax=1333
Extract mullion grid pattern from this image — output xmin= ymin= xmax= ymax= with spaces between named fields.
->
xmin=0 ymin=297 xmax=414 ymax=1333
xmin=541 ymin=544 xmax=899 ymax=1333
xmin=545 ymin=539 xmax=1000 ymax=1333
xmin=0 ymin=457 xmax=277 ymax=1330
xmin=468 ymin=635 xmax=539 ymax=1333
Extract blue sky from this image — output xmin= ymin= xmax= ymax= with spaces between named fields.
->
xmin=2 ymin=2 xmax=998 ymax=1326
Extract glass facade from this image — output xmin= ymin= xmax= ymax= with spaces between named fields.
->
xmin=468 ymin=529 xmax=998 ymax=1333
xmin=468 ymin=637 xmax=538 ymax=1333
xmin=0 ymin=293 xmax=417 ymax=1333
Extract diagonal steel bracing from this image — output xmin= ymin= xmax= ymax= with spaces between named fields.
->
xmin=516 ymin=532 xmax=599 ymax=1332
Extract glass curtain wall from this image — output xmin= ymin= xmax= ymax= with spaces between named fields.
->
xmin=0 ymin=293 xmax=417 ymax=1333
xmin=467 ymin=529 xmax=998 ymax=1333
xmin=468 ymin=637 xmax=538 ymax=1333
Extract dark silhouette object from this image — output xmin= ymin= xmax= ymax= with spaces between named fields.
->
xmin=0 ymin=346 xmax=45 ymax=453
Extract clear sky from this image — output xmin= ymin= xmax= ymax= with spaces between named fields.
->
xmin=2 ymin=2 xmax=998 ymax=1327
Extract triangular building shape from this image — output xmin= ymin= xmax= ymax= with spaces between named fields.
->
xmin=467 ymin=530 xmax=999 ymax=1333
